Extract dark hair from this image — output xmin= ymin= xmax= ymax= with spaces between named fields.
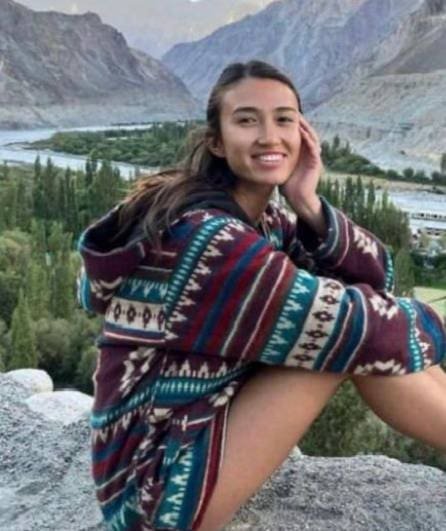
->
xmin=118 ymin=60 xmax=302 ymax=252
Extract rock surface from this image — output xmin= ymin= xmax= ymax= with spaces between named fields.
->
xmin=25 ymin=390 xmax=93 ymax=425
xmin=5 ymin=368 xmax=53 ymax=395
xmin=0 ymin=0 xmax=200 ymax=129
xmin=162 ymin=0 xmax=424 ymax=106
xmin=1 ymin=369 xmax=446 ymax=530
xmin=228 ymin=451 xmax=446 ymax=530
xmin=0 ymin=371 xmax=104 ymax=530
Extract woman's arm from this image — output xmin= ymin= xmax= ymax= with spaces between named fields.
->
xmin=277 ymin=115 xmax=393 ymax=291
xmin=274 ymin=197 xmax=394 ymax=292
xmin=164 ymin=215 xmax=444 ymax=376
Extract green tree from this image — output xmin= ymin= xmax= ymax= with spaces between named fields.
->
xmin=332 ymin=134 xmax=341 ymax=152
xmin=1 ymin=162 xmax=9 ymax=180
xmin=9 ymin=290 xmax=37 ymax=370
xmin=51 ymin=249 xmax=74 ymax=319
xmin=26 ymin=262 xmax=50 ymax=320
xmin=75 ymin=345 xmax=98 ymax=394
xmin=402 ymin=167 xmax=415 ymax=180
xmin=394 ymin=248 xmax=415 ymax=297
xmin=440 ymin=153 xmax=446 ymax=176
xmin=33 ymin=317 xmax=72 ymax=382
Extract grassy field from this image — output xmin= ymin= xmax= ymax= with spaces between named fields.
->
xmin=414 ymin=287 xmax=446 ymax=317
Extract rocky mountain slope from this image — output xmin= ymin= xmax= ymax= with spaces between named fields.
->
xmin=311 ymin=0 xmax=446 ymax=172
xmin=0 ymin=0 xmax=199 ymax=129
xmin=20 ymin=0 xmax=276 ymax=58
xmin=162 ymin=0 xmax=446 ymax=172
xmin=162 ymin=0 xmax=425 ymax=107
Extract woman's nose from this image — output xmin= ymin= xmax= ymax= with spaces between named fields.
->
xmin=257 ymin=121 xmax=280 ymax=145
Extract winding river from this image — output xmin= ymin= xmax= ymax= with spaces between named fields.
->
xmin=0 ymin=126 xmax=154 ymax=178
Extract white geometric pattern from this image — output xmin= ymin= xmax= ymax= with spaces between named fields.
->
xmin=369 ymin=294 xmax=398 ymax=320
xmin=353 ymin=226 xmax=379 ymax=258
xmin=119 ymin=347 xmax=157 ymax=398
xmin=352 ymin=359 xmax=405 ymax=375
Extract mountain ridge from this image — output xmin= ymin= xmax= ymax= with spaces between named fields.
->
xmin=0 ymin=0 xmax=200 ymax=129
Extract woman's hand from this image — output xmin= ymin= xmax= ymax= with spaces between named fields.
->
xmin=279 ymin=115 xmax=322 ymax=210
xmin=279 ymin=115 xmax=327 ymax=238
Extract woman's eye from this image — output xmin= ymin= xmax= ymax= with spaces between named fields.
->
xmin=237 ymin=116 xmax=256 ymax=124
xmin=277 ymin=116 xmax=294 ymax=124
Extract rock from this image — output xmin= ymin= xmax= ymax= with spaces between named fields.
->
xmin=162 ymin=0 xmax=425 ymax=106
xmin=0 ymin=371 xmax=104 ymax=530
xmin=102 ymin=0 xmax=275 ymax=59
xmin=1 ymin=371 xmax=445 ymax=530
xmin=228 ymin=453 xmax=446 ymax=530
xmin=0 ymin=0 xmax=200 ymax=129
xmin=5 ymin=368 xmax=54 ymax=396
xmin=25 ymin=390 xmax=93 ymax=425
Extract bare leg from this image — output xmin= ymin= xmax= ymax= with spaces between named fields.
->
xmin=351 ymin=368 xmax=446 ymax=452
xmin=426 ymin=364 xmax=446 ymax=389
xmin=196 ymin=366 xmax=347 ymax=531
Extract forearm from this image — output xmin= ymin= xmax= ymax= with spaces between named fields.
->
xmin=287 ymin=195 xmax=328 ymax=241
xmin=285 ymin=196 xmax=394 ymax=291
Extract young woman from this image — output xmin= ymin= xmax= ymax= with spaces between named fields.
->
xmin=78 ymin=60 xmax=446 ymax=531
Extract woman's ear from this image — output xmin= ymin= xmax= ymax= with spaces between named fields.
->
xmin=206 ymin=135 xmax=226 ymax=158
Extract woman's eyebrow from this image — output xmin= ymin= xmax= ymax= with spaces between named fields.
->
xmin=275 ymin=106 xmax=299 ymax=113
xmin=232 ymin=106 xmax=299 ymax=115
xmin=232 ymin=106 xmax=259 ymax=114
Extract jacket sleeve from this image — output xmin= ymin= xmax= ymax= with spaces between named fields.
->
xmin=274 ymin=196 xmax=394 ymax=292
xmin=164 ymin=216 xmax=444 ymax=375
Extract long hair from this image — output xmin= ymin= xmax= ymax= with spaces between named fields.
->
xmin=118 ymin=60 xmax=302 ymax=253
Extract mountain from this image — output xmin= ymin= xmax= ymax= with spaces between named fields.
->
xmin=0 ymin=0 xmax=200 ymax=129
xmin=310 ymin=0 xmax=446 ymax=172
xmin=162 ymin=0 xmax=446 ymax=172
xmin=162 ymin=0 xmax=425 ymax=107
xmin=19 ymin=0 xmax=276 ymax=58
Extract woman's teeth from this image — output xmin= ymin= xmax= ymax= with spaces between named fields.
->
xmin=258 ymin=154 xmax=283 ymax=162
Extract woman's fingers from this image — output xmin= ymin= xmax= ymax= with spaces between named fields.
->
xmin=299 ymin=115 xmax=320 ymax=142
xmin=300 ymin=125 xmax=321 ymax=160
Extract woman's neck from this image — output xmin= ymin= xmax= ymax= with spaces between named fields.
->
xmin=231 ymin=185 xmax=273 ymax=226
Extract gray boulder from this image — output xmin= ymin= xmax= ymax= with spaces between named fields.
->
xmin=1 ymin=370 xmax=445 ymax=530
xmin=228 ymin=450 xmax=446 ymax=530
xmin=5 ymin=368 xmax=53 ymax=396
xmin=0 ymin=371 xmax=104 ymax=531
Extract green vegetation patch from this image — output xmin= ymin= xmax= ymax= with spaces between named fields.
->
xmin=414 ymin=287 xmax=446 ymax=317
xmin=29 ymin=121 xmax=202 ymax=168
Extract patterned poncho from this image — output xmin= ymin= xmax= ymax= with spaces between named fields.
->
xmin=78 ymin=192 xmax=445 ymax=530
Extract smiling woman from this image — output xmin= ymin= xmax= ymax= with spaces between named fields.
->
xmin=78 ymin=60 xmax=446 ymax=531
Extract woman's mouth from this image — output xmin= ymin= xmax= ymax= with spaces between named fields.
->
xmin=253 ymin=153 xmax=285 ymax=167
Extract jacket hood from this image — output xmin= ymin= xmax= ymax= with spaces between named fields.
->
xmin=78 ymin=189 xmax=260 ymax=313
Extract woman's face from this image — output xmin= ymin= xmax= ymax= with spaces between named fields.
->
xmin=211 ymin=77 xmax=302 ymax=197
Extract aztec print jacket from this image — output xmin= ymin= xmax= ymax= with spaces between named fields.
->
xmin=79 ymin=191 xmax=445 ymax=378
xmin=78 ymin=191 xmax=445 ymax=530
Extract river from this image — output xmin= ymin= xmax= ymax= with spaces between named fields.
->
xmin=0 ymin=127 xmax=444 ymax=230
xmin=0 ymin=125 xmax=155 ymax=178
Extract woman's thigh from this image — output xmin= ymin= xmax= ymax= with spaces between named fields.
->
xmin=427 ymin=364 xmax=446 ymax=389
xmin=196 ymin=365 xmax=346 ymax=531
